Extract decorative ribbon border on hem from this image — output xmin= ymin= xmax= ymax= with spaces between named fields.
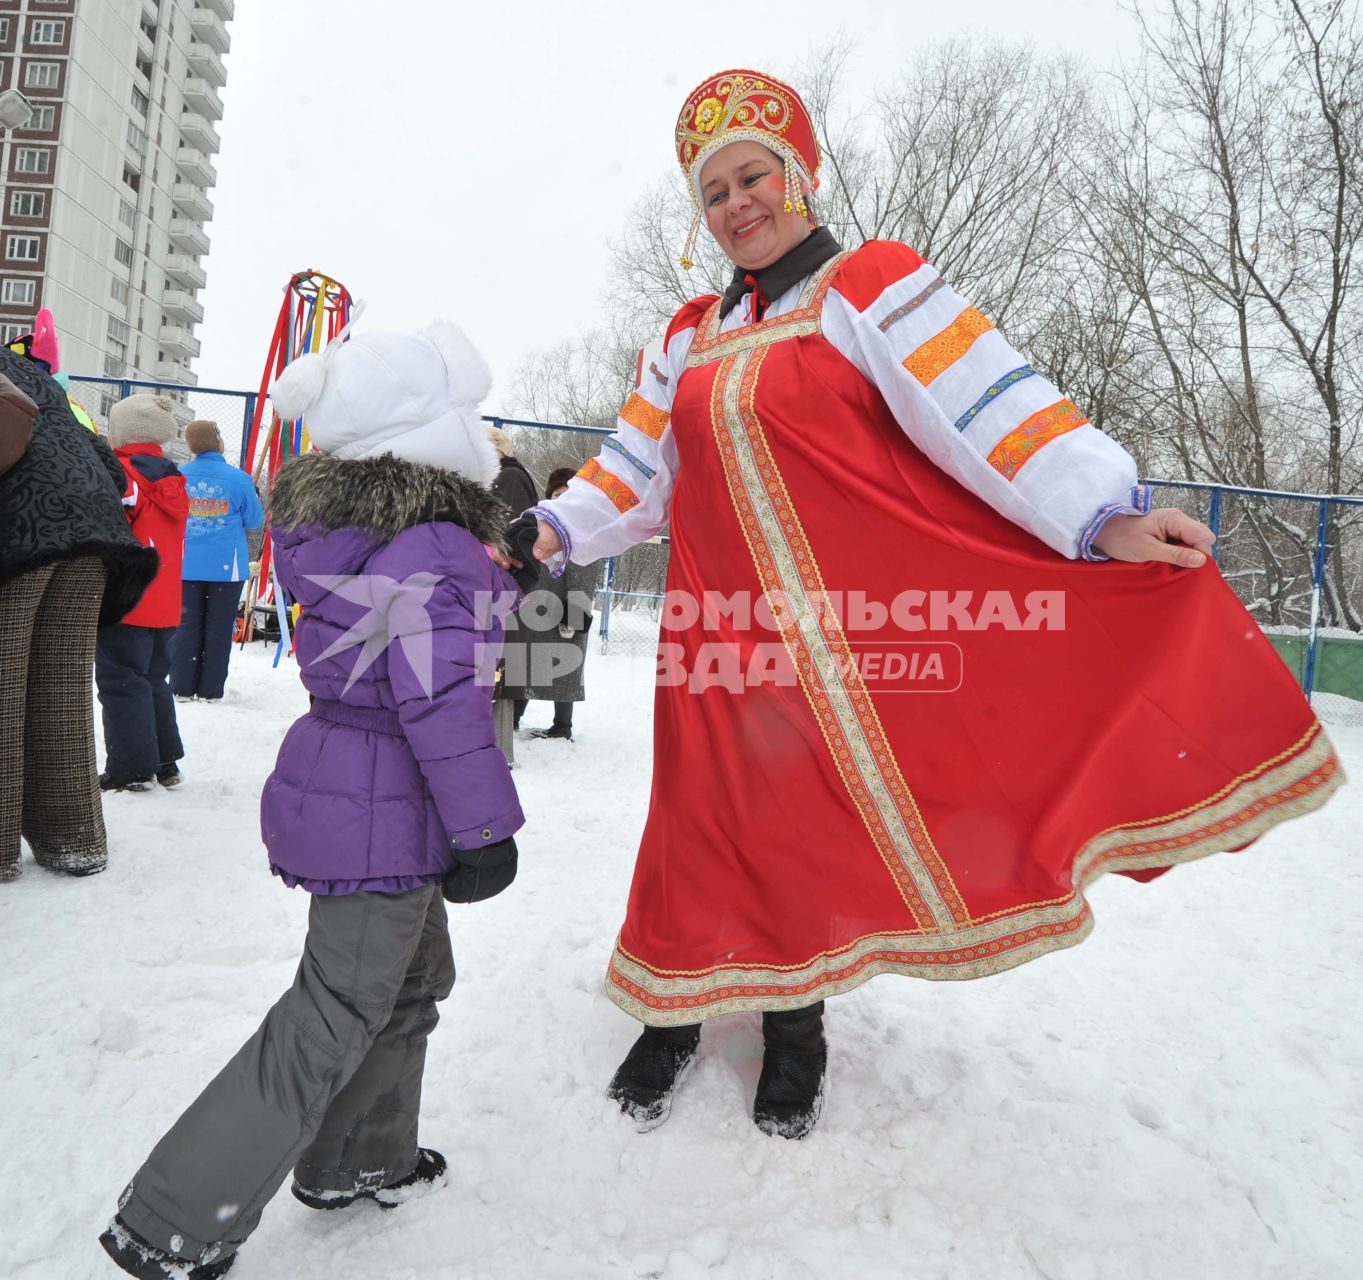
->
xmin=605 ymin=722 xmax=1343 ymax=1024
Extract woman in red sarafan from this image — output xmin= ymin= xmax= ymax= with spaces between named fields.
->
xmin=519 ymin=68 xmax=1344 ymax=1140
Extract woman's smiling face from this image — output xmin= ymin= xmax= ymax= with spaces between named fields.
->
xmin=699 ymin=141 xmax=811 ymax=271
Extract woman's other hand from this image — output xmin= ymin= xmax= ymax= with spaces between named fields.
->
xmin=1091 ymin=508 xmax=1216 ymax=568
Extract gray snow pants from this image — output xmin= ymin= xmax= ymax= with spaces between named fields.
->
xmin=116 ymin=884 xmax=455 ymax=1267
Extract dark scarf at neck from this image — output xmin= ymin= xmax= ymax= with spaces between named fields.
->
xmin=718 ymin=226 xmax=843 ymax=320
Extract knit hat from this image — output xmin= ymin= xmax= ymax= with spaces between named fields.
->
xmin=185 ymin=419 xmax=223 ymax=454
xmin=6 ymin=306 xmax=61 ymax=372
xmin=269 ymin=319 xmax=499 ymax=486
xmin=108 ymin=393 xmax=177 ymax=449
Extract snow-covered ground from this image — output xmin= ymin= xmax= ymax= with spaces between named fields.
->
xmin=2 ymin=645 xmax=1360 ymax=1280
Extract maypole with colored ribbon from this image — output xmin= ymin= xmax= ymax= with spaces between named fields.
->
xmin=240 ymin=271 xmax=355 ymax=658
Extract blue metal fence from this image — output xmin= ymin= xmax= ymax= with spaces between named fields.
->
xmin=74 ymin=382 xmax=1362 ymax=717
xmin=70 ymin=375 xmax=257 ymax=466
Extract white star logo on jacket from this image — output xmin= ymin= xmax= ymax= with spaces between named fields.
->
xmin=305 ymin=572 xmax=442 ymax=698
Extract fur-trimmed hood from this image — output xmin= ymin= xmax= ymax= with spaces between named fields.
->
xmin=269 ymin=452 xmax=510 ymax=551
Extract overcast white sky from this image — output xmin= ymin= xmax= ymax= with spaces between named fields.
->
xmin=194 ymin=0 xmax=1143 ymax=411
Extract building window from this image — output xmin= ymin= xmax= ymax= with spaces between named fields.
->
xmin=29 ymin=20 xmax=66 ymax=45
xmin=122 ymin=165 xmax=141 ymax=193
xmin=10 ymin=191 xmax=45 ymax=217
xmin=2 ymin=280 xmax=36 ymax=306
xmin=131 ymin=87 xmax=149 ymax=117
xmin=117 ymin=198 xmax=135 ymax=227
xmin=0 ymin=20 xmax=10 ymax=42
xmin=111 ymin=277 xmax=129 ymax=305
xmin=104 ymin=353 xmax=126 ymax=378
xmin=23 ymin=104 xmax=56 ymax=132
xmin=24 ymin=62 xmax=60 ymax=89
xmin=126 ymin=121 xmax=148 ymax=153
xmin=1 ymin=323 xmax=29 ymax=345
xmin=114 ymin=238 xmax=134 ymax=267
xmin=14 ymin=148 xmax=50 ymax=174
xmin=6 ymin=236 xmax=40 ymax=261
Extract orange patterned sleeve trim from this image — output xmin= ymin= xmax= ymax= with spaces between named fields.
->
xmin=577 ymin=458 xmax=641 ymax=514
xmin=902 ymin=307 xmax=995 ymax=385
xmin=987 ymin=399 xmax=1090 ymax=480
xmin=619 ymin=392 xmax=671 ymax=441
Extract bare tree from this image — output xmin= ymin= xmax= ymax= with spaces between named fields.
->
xmin=1077 ymin=0 xmax=1363 ymax=626
xmin=506 ymin=10 xmax=1363 ymax=629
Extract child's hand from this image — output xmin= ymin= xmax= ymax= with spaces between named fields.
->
xmin=443 ymin=837 xmax=518 ymax=903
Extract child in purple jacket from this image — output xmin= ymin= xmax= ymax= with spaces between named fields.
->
xmin=101 ymin=320 xmax=525 ymax=1279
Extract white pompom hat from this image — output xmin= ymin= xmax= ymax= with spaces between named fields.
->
xmin=269 ymin=310 xmax=499 ymax=487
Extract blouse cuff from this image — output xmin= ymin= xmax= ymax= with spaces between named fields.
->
xmin=527 ymin=505 xmax=572 ymax=578
xmin=1078 ymin=484 xmax=1153 ymax=561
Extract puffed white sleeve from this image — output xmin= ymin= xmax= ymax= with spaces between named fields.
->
xmin=820 ymin=242 xmax=1148 ymax=560
xmin=528 ymin=316 xmax=699 ymax=573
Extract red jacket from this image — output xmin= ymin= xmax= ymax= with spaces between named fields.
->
xmin=116 ymin=442 xmax=188 ymax=627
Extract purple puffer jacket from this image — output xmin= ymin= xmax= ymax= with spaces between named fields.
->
xmin=260 ymin=453 xmax=523 ymax=894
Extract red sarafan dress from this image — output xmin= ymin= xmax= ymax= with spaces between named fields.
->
xmin=534 ymin=240 xmax=1343 ymax=1025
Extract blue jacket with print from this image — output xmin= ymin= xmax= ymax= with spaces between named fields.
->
xmin=180 ymin=450 xmax=264 ymax=581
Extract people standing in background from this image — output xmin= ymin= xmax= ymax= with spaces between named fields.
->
xmin=489 ymin=426 xmax=538 ymax=517
xmin=171 ymin=420 xmax=264 ymax=703
xmin=95 ymin=394 xmax=189 ymax=792
xmin=0 ymin=346 xmax=154 ymax=881
xmin=513 ymin=466 xmax=597 ymax=741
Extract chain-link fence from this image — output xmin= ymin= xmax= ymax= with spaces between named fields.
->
xmin=70 ymin=375 xmax=257 ymax=467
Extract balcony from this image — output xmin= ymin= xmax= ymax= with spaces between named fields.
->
xmin=136 ymin=25 xmax=154 ymax=65
xmin=165 ymin=254 xmax=207 ymax=289
xmin=189 ymin=9 xmax=230 ymax=55
xmin=179 ymin=113 xmax=220 ymax=154
xmin=162 ymin=289 xmax=204 ymax=324
xmin=186 ymin=42 xmax=227 ymax=87
xmin=175 ymin=146 xmax=217 ymax=189
xmin=171 ymin=182 xmax=214 ymax=223
xmin=168 ymin=219 xmax=210 ymax=255
xmin=159 ymin=325 xmax=201 ymax=359
xmin=183 ymin=77 xmax=223 ymax=120
xmin=154 ymin=360 xmax=198 ymax=386
xmin=196 ymin=0 xmax=235 ymax=19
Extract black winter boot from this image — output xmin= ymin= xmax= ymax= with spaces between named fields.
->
xmin=98 ymin=1217 xmax=236 ymax=1278
xmin=607 ymin=1023 xmax=701 ymax=1131
xmin=292 ymin=1147 xmax=448 ymax=1211
xmin=528 ymin=722 xmax=572 ymax=740
xmin=753 ymin=1001 xmax=827 ymax=1140
xmin=155 ymin=763 xmax=182 ymax=789
xmin=99 ymin=772 xmax=153 ymax=793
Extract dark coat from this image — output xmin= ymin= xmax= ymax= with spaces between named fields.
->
xmin=491 ymin=455 xmax=538 ymax=519
xmin=0 ymin=350 xmax=155 ymax=627
xmin=501 ymin=557 xmax=599 ymax=703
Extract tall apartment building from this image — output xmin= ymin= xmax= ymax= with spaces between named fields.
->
xmin=0 ymin=0 xmax=231 ymax=385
